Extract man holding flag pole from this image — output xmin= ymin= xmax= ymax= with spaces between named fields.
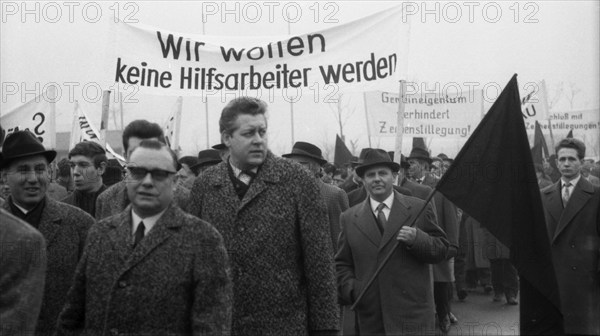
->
xmin=347 ymin=75 xmax=565 ymax=335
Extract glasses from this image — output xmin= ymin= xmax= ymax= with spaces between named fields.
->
xmin=126 ymin=166 xmax=176 ymax=181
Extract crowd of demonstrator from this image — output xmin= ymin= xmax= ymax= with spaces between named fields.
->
xmin=1 ymin=96 xmax=599 ymax=336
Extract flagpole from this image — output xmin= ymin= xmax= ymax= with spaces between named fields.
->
xmin=173 ymin=96 xmax=183 ymax=151
xmin=363 ymin=92 xmax=373 ymax=148
xmin=100 ymin=90 xmax=111 ymax=147
xmin=393 ymin=80 xmax=407 ymax=165
xmin=541 ymin=81 xmax=556 ymax=152
xmin=203 ymin=20 xmax=210 ymax=149
xmin=119 ymin=92 xmax=124 ymax=131
xmin=351 ymin=188 xmax=437 ymax=310
xmin=48 ymin=84 xmax=57 ymax=149
xmin=288 ymin=20 xmax=295 ymax=147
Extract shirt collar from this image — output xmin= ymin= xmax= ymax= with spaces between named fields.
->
xmin=131 ymin=208 xmax=167 ymax=236
xmin=229 ymin=160 xmax=258 ymax=178
xmin=370 ymin=192 xmax=394 ymax=214
xmin=561 ymin=174 xmax=581 ymax=188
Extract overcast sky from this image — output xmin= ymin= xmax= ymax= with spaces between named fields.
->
xmin=1 ymin=1 xmax=598 ymax=158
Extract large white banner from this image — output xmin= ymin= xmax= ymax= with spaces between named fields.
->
xmin=364 ymin=90 xmax=483 ymax=138
xmin=1 ymin=88 xmax=56 ymax=148
xmin=110 ymin=6 xmax=408 ymax=97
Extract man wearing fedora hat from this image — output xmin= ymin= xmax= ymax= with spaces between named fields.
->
xmin=407 ymin=147 xmax=439 ymax=187
xmin=0 ymin=130 xmax=95 ymax=335
xmin=190 ymin=149 xmax=223 ymax=176
xmin=405 ymin=148 xmax=459 ymax=333
xmin=176 ymin=155 xmax=199 ymax=189
xmin=336 ymin=148 xmax=449 ymax=335
xmin=339 ymin=148 xmax=371 ymax=194
xmin=346 ymin=151 xmax=413 ymax=208
xmin=283 ymin=141 xmax=349 ymax=252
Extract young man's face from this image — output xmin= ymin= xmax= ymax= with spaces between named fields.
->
xmin=70 ymin=155 xmax=104 ymax=192
xmin=3 ymin=155 xmax=50 ymax=210
xmin=557 ymin=148 xmax=582 ymax=180
xmin=223 ymin=114 xmax=268 ymax=170
xmin=362 ymin=165 xmax=395 ymax=202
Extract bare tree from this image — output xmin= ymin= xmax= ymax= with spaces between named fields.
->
xmin=566 ymin=82 xmax=581 ymax=110
xmin=349 ymin=138 xmax=360 ymax=155
xmin=547 ymin=81 xmax=564 ymax=110
xmin=328 ymin=93 xmax=357 ymax=143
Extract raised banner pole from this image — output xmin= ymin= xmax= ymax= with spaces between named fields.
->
xmin=393 ymin=80 xmax=407 ymax=165
xmin=363 ymin=92 xmax=373 ymax=148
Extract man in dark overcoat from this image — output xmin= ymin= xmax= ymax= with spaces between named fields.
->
xmin=57 ymin=140 xmax=232 ymax=335
xmin=283 ymin=141 xmax=349 ymax=250
xmin=189 ymin=97 xmax=340 ymax=336
xmin=541 ymin=138 xmax=600 ymax=335
xmin=95 ymin=119 xmax=189 ymax=220
xmin=0 ymin=208 xmax=47 ymax=335
xmin=336 ymin=149 xmax=449 ymax=335
xmin=0 ymin=131 xmax=94 ymax=335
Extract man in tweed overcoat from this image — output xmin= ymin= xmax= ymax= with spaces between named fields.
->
xmin=190 ymin=97 xmax=340 ymax=336
xmin=95 ymin=119 xmax=189 ymax=220
xmin=57 ymin=140 xmax=232 ymax=335
xmin=0 ymin=131 xmax=94 ymax=335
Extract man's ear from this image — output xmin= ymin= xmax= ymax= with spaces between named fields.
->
xmin=98 ymin=162 xmax=107 ymax=175
xmin=222 ymin=132 xmax=231 ymax=147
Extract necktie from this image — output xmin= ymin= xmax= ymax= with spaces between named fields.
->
xmin=376 ymin=203 xmax=387 ymax=234
xmin=239 ymin=170 xmax=256 ymax=185
xmin=134 ymin=221 xmax=145 ymax=247
xmin=562 ymin=182 xmax=572 ymax=207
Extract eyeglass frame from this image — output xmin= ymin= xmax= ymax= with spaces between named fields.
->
xmin=126 ymin=166 xmax=177 ymax=182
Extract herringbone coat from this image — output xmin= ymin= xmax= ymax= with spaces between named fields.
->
xmin=56 ymin=204 xmax=232 ymax=336
xmin=2 ymin=197 xmax=94 ymax=335
xmin=189 ymin=152 xmax=339 ymax=336
xmin=95 ymin=180 xmax=190 ymax=220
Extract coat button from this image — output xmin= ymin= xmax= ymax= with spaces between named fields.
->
xmin=118 ymin=281 xmax=128 ymax=288
xmin=570 ymin=244 xmax=575 ymax=248
xmin=109 ymin=328 xmax=119 ymax=336
xmin=572 ymin=266 xmax=577 ymax=270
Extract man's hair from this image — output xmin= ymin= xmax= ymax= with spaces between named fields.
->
xmin=68 ymin=141 xmax=107 ymax=168
xmin=130 ymin=139 xmax=178 ymax=171
xmin=57 ymin=158 xmax=72 ymax=177
xmin=334 ymin=168 xmax=348 ymax=179
xmin=555 ymin=138 xmax=586 ymax=159
xmin=219 ymin=97 xmax=267 ymax=134
xmin=122 ymin=120 xmax=165 ymax=153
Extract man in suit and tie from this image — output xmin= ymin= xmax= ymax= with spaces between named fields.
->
xmin=283 ymin=141 xmax=349 ymax=251
xmin=57 ymin=139 xmax=232 ymax=335
xmin=541 ymin=138 xmax=600 ymax=335
xmin=0 ymin=131 xmax=95 ymax=335
xmin=95 ymin=119 xmax=190 ymax=220
xmin=336 ymin=148 xmax=449 ymax=335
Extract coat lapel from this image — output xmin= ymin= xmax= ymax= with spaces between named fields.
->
xmin=125 ymin=205 xmax=181 ymax=271
xmin=354 ymin=200 xmax=381 ymax=247
xmin=239 ymin=153 xmax=280 ymax=212
xmin=107 ymin=207 xmax=135 ymax=265
xmin=379 ymin=192 xmax=411 ymax=250
xmin=208 ymin=163 xmax=241 ymax=215
xmin=543 ymin=182 xmax=563 ymax=240
xmin=554 ymin=178 xmax=595 ymax=241
xmin=37 ymin=198 xmax=63 ymax=247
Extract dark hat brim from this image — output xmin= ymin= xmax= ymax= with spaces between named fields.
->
xmin=406 ymin=156 xmax=432 ymax=165
xmin=355 ymin=161 xmax=400 ymax=178
xmin=0 ymin=150 xmax=56 ymax=169
xmin=190 ymin=159 xmax=222 ymax=170
xmin=282 ymin=152 xmax=327 ymax=165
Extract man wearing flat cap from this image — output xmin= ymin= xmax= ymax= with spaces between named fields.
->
xmin=0 ymin=130 xmax=95 ymax=335
xmin=283 ymin=141 xmax=349 ymax=252
xmin=336 ymin=148 xmax=449 ymax=335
